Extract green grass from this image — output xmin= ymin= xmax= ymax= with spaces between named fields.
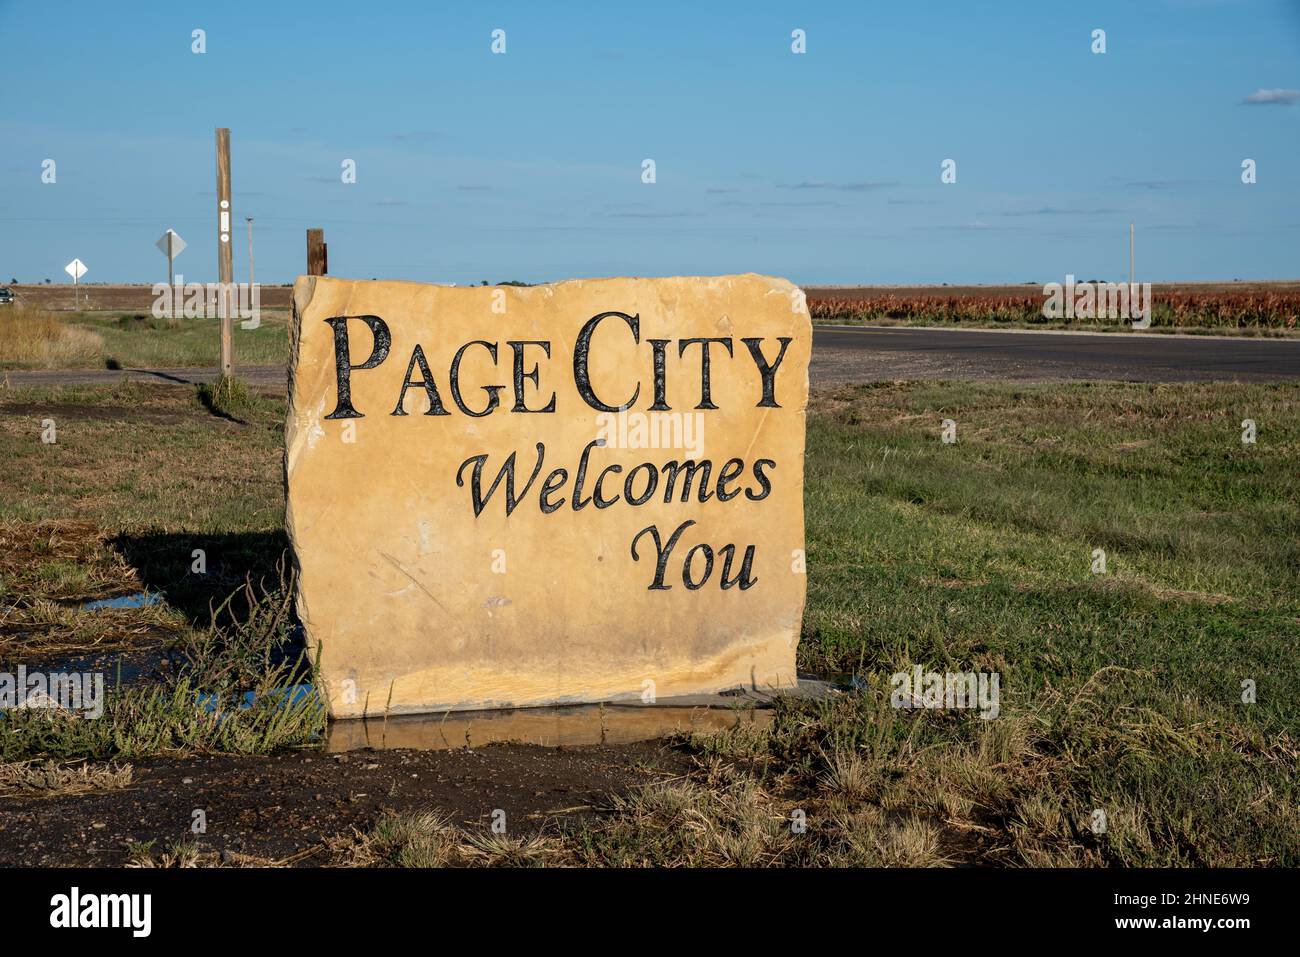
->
xmin=805 ymin=383 xmax=1300 ymax=706
xmin=0 ymin=661 xmax=324 ymax=762
xmin=195 ymin=374 xmax=263 ymax=420
xmin=0 ymin=310 xmax=291 ymax=370
xmin=0 ymin=382 xmax=319 ymax=759
xmin=0 ymin=561 xmax=323 ymax=762
xmin=0 ymin=379 xmax=283 ymax=529
xmin=543 ymin=381 xmax=1300 ymax=866
xmin=0 ymin=378 xmax=1297 ymax=863
xmin=711 ymin=381 xmax=1299 ymax=865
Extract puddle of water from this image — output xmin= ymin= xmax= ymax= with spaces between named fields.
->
xmin=80 ymin=590 xmax=163 ymax=612
xmin=196 ymin=683 xmax=318 ymax=715
xmin=819 ymin=672 xmax=874 ymax=693
xmin=326 ymin=702 xmax=772 ymax=752
xmin=323 ymin=678 xmax=839 ymax=752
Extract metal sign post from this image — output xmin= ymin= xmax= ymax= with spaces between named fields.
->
xmin=64 ymin=258 xmax=87 ymax=308
xmin=155 ymin=229 xmax=187 ymax=294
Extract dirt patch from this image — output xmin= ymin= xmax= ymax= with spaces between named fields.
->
xmin=0 ymin=521 xmax=108 ymax=575
xmin=0 ymin=401 xmax=222 ymax=425
xmin=1099 ymin=575 xmax=1237 ymax=606
xmin=0 ymin=741 xmax=692 ymax=866
xmin=1 ymin=366 xmax=288 ymax=392
xmin=1112 ymin=439 xmax=1155 ymax=453
xmin=0 ymin=520 xmax=140 ymax=602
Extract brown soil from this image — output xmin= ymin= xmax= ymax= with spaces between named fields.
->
xmin=0 ymin=741 xmax=692 ymax=866
xmin=10 ymin=285 xmax=294 ymax=312
xmin=0 ymin=401 xmax=227 ymax=425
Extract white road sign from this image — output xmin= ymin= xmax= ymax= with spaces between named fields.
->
xmin=65 ymin=258 xmax=87 ymax=281
xmin=155 ymin=229 xmax=187 ymax=257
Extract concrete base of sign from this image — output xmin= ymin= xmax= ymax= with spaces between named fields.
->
xmin=325 ymin=679 xmax=837 ymax=752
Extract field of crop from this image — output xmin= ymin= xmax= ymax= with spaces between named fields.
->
xmin=11 ymin=282 xmax=1300 ymax=335
xmin=8 ymin=284 xmax=294 ymax=313
xmin=808 ymin=284 xmax=1300 ymax=332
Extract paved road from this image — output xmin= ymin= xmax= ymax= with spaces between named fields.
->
xmin=4 ymin=327 xmax=1299 ymax=393
xmin=810 ymin=326 xmax=1300 ymax=386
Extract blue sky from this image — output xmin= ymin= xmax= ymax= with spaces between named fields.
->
xmin=2 ymin=0 xmax=1298 ymax=285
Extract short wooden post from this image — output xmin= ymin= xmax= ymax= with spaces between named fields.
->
xmin=307 ymin=228 xmax=327 ymax=276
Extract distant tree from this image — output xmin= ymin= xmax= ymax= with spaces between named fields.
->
xmin=44 ymin=278 xmax=51 ymax=284
xmin=8 ymin=278 xmax=15 ymax=285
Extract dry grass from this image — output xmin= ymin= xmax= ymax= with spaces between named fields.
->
xmin=0 ymin=759 xmax=132 ymax=796
xmin=125 ymin=839 xmax=203 ymax=868
xmin=125 ymin=838 xmax=325 ymax=868
xmin=0 ymin=599 xmax=174 ymax=658
xmin=459 ymin=831 xmax=559 ymax=867
xmin=334 ymin=810 xmax=558 ymax=868
xmin=323 ymin=770 xmax=956 ymax=868
xmin=0 ymin=304 xmax=103 ymax=367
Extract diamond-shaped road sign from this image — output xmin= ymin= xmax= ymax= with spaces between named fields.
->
xmin=64 ymin=258 xmax=87 ymax=281
xmin=155 ymin=229 xmax=187 ymax=257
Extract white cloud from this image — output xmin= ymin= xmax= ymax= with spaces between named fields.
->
xmin=1241 ymin=88 xmax=1300 ymax=105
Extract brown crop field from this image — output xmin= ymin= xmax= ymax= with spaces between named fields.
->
xmin=806 ymin=281 xmax=1300 ymax=332
xmin=10 ymin=281 xmax=1300 ymax=333
xmin=8 ymin=284 xmax=294 ymax=312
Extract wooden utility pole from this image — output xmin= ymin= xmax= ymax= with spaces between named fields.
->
xmin=307 ymin=228 xmax=327 ymax=276
xmin=246 ymin=217 xmax=255 ymax=290
xmin=216 ymin=128 xmax=234 ymax=378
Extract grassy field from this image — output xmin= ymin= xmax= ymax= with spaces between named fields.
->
xmin=4 ymin=284 xmax=1299 ymax=375
xmin=0 ymin=378 xmax=1297 ymax=865
xmin=0 ymin=305 xmax=290 ymax=370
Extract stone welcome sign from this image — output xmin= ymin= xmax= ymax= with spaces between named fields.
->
xmin=286 ymin=274 xmax=810 ymax=718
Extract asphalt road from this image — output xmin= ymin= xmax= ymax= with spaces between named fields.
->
xmin=810 ymin=326 xmax=1300 ymax=386
xmin=4 ymin=327 xmax=1299 ymax=393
